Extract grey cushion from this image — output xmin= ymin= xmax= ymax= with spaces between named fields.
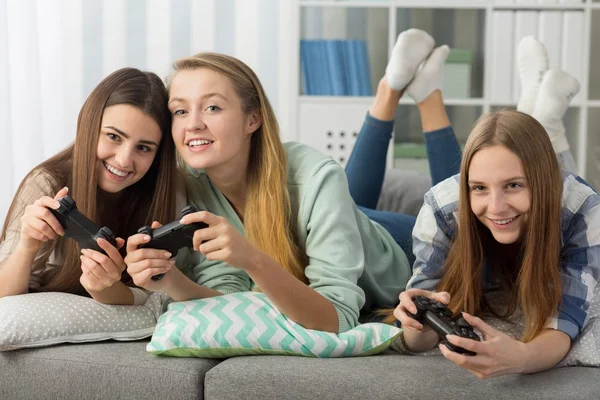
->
xmin=205 ymin=352 xmax=600 ymax=400
xmin=0 ymin=340 xmax=220 ymax=400
xmin=377 ymin=169 xmax=430 ymax=216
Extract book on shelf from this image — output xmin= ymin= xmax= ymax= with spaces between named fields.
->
xmin=300 ymin=39 xmax=372 ymax=96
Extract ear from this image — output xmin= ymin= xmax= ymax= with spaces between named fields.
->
xmin=246 ymin=110 xmax=262 ymax=135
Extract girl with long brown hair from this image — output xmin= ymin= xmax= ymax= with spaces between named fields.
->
xmin=0 ymin=68 xmax=179 ymax=304
xmin=384 ymin=38 xmax=600 ymax=377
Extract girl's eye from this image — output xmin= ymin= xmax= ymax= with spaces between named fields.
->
xmin=471 ymin=185 xmax=485 ymax=192
xmin=173 ymin=109 xmax=185 ymax=116
xmin=137 ymin=145 xmax=151 ymax=153
xmin=507 ymin=183 xmax=522 ymax=189
xmin=206 ymin=105 xmax=220 ymax=112
xmin=107 ymin=133 xmax=120 ymax=141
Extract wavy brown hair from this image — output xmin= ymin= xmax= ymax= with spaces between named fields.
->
xmin=438 ymin=111 xmax=563 ymax=342
xmin=167 ymin=53 xmax=309 ymax=283
xmin=1 ymin=68 xmax=178 ymax=294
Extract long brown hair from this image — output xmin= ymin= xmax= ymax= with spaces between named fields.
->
xmin=438 ymin=111 xmax=563 ymax=342
xmin=1 ymin=68 xmax=178 ymax=294
xmin=167 ymin=53 xmax=309 ymax=283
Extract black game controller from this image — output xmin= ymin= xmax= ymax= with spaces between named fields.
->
xmin=48 ymin=195 xmax=117 ymax=254
xmin=406 ymin=296 xmax=481 ymax=355
xmin=137 ymin=205 xmax=207 ymax=281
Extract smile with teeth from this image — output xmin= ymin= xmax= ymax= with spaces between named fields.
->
xmin=188 ymin=139 xmax=214 ymax=147
xmin=103 ymin=161 xmax=130 ymax=178
xmin=491 ymin=216 xmax=517 ymax=225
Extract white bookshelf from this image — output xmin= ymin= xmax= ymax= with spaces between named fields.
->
xmin=278 ymin=0 xmax=600 ymax=189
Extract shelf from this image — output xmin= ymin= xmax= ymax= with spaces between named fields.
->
xmin=299 ymin=1 xmax=488 ymax=9
xmin=589 ymin=101 xmax=600 ymax=108
xmin=299 ymin=1 xmax=589 ymax=10
xmin=493 ymin=3 xmax=586 ymax=10
xmin=299 ymin=96 xmax=486 ymax=106
xmin=299 ymin=1 xmax=391 ymax=8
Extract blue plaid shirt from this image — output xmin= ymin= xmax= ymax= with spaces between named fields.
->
xmin=407 ymin=172 xmax=600 ymax=341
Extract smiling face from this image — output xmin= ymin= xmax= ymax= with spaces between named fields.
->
xmin=468 ymin=145 xmax=531 ymax=244
xmin=95 ymin=104 xmax=162 ymax=193
xmin=168 ymin=68 xmax=260 ymax=176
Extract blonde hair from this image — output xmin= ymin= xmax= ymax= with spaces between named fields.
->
xmin=167 ymin=53 xmax=308 ymax=283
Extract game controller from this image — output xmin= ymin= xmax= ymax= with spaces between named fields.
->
xmin=406 ymin=296 xmax=481 ymax=355
xmin=48 ymin=195 xmax=117 ymax=254
xmin=137 ymin=205 xmax=207 ymax=281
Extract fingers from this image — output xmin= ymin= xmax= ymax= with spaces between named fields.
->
xmin=446 ymin=335 xmax=485 ymax=355
xmin=461 ymin=312 xmax=496 ymax=339
xmin=150 ymin=220 xmax=162 ymax=229
xmin=180 ymin=210 xmax=220 ymax=226
xmin=80 ymin=255 xmax=116 ymax=288
xmin=54 ymin=186 xmax=69 ymax=200
xmin=115 ymin=237 xmax=126 ymax=250
xmin=27 ymin=202 xmax=65 ymax=236
xmin=127 ymin=258 xmax=175 ymax=287
xmin=125 ymin=247 xmax=173 ymax=264
xmin=126 ymin=233 xmax=151 ymax=253
xmin=439 ymin=343 xmax=491 ymax=378
xmin=96 ymin=238 xmax=124 ymax=265
xmin=81 ymin=249 xmax=123 ymax=281
xmin=393 ymin=305 xmax=423 ymax=330
xmin=192 ymin=224 xmax=217 ymax=252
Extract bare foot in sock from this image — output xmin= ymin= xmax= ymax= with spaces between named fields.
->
xmin=406 ymin=45 xmax=450 ymax=104
xmin=531 ymin=68 xmax=580 ymax=154
xmin=517 ymin=36 xmax=549 ymax=115
xmin=385 ymin=29 xmax=435 ymax=91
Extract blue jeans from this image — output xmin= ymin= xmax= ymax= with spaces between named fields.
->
xmin=345 ymin=113 xmax=462 ymax=266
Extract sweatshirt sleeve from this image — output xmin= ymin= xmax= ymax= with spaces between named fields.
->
xmin=300 ymin=161 xmax=366 ymax=333
xmin=177 ymin=248 xmax=252 ymax=295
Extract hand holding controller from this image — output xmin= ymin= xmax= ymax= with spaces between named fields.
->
xmin=48 ymin=195 xmax=117 ymax=254
xmin=406 ymin=296 xmax=481 ymax=355
xmin=137 ymin=205 xmax=208 ymax=281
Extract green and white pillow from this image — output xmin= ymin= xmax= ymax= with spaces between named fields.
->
xmin=147 ymin=292 xmax=402 ymax=358
xmin=0 ymin=291 xmax=168 ymax=351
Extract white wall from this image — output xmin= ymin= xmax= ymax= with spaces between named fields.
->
xmin=0 ymin=0 xmax=282 ymax=227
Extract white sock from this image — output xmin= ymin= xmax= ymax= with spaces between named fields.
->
xmin=516 ymin=36 xmax=549 ymax=115
xmin=406 ymin=45 xmax=450 ymax=103
xmin=531 ymin=68 xmax=580 ymax=154
xmin=385 ymin=29 xmax=435 ymax=91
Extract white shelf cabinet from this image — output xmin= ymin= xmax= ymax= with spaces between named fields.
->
xmin=278 ymin=0 xmax=600 ymax=189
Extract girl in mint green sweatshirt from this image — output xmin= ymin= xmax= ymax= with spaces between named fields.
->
xmin=123 ymin=31 xmax=461 ymax=333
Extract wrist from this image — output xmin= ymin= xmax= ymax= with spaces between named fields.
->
xmin=16 ymin=239 xmax=42 ymax=255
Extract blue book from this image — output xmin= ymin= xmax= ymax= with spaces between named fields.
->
xmin=355 ymin=40 xmax=372 ymax=96
xmin=343 ymin=41 xmax=361 ymax=96
xmin=325 ymin=40 xmax=346 ymax=96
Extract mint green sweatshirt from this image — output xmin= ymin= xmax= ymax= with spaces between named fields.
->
xmin=177 ymin=142 xmax=412 ymax=333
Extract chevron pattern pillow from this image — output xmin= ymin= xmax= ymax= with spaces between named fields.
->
xmin=147 ymin=292 xmax=402 ymax=358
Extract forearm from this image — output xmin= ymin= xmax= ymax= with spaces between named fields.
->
xmin=402 ymin=327 xmax=440 ymax=352
xmin=246 ymin=251 xmax=339 ymax=333
xmin=163 ymin=267 xmax=225 ymax=302
xmin=522 ymin=329 xmax=571 ymax=374
xmin=87 ymin=281 xmax=135 ymax=305
xmin=0 ymin=243 xmax=38 ymax=298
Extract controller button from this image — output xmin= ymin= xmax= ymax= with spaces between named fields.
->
xmin=457 ymin=318 xmax=469 ymax=327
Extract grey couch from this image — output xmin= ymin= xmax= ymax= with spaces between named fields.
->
xmin=1 ymin=170 xmax=599 ymax=400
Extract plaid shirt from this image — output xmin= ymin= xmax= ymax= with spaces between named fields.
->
xmin=407 ymin=172 xmax=600 ymax=341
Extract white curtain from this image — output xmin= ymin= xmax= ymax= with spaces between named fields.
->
xmin=0 ymin=0 xmax=281 ymax=228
